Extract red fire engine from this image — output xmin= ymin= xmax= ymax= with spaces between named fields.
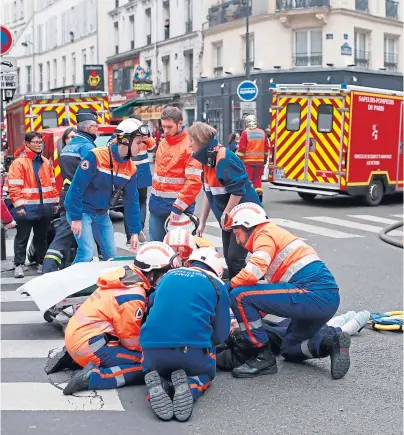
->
xmin=268 ymin=83 xmax=403 ymax=206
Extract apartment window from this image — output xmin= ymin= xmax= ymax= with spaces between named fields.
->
xmin=37 ymin=24 xmax=43 ymax=53
xmin=293 ymin=29 xmax=322 ymax=67
xmin=386 ymin=0 xmax=399 ymax=18
xmin=46 ymin=61 xmax=50 ymax=90
xmin=72 ymin=53 xmax=76 ymax=84
xmin=317 ymin=104 xmax=334 ymax=133
xmin=355 ymin=0 xmax=368 ymax=12
xmin=184 ymin=50 xmax=194 ymax=92
xmin=384 ymin=36 xmax=398 ymax=70
xmin=163 ymin=1 xmax=170 ymax=40
xmin=82 ymin=49 xmax=87 ymax=67
xmin=53 ymin=59 xmax=57 ymax=88
xmin=243 ymin=35 xmax=255 ymax=69
xmin=12 ymin=1 xmax=17 ymax=21
xmin=185 ymin=0 xmax=192 ymax=33
xmin=354 ymin=30 xmax=370 ymax=68
xmin=146 ymin=8 xmax=151 ymax=44
xmin=286 ymin=103 xmax=301 ymax=131
xmin=90 ymin=46 xmax=95 ymax=63
xmin=114 ymin=22 xmax=119 ymax=54
xmin=213 ymin=42 xmax=223 ymax=77
xmin=26 ymin=65 xmax=32 ymax=93
xmin=62 ymin=56 xmax=66 ymax=86
xmin=20 ymin=0 xmax=24 ymax=18
xmin=129 ymin=15 xmax=135 ymax=49
xmin=115 ymin=0 xmax=119 ymax=8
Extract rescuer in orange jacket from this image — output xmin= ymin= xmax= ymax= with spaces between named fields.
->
xmin=45 ymin=242 xmax=181 ymax=395
xmin=237 ymin=115 xmax=269 ymax=202
xmin=223 ymin=203 xmax=351 ymax=380
xmin=7 ymin=132 xmax=59 ymax=278
xmin=149 ymin=106 xmax=203 ymax=242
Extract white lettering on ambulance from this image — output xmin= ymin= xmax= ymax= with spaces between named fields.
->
xmin=366 ymin=161 xmax=380 ymax=166
xmin=354 ymin=154 xmax=392 ymax=159
xmin=359 ymin=96 xmax=395 ymax=105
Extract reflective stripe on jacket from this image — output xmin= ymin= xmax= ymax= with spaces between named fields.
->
xmin=7 ymin=146 xmax=59 ymax=220
xmin=65 ymin=265 xmax=150 ymax=366
xmin=237 ymin=128 xmax=269 ymax=165
xmin=149 ymin=129 xmax=202 ymax=216
xmin=231 ymin=222 xmax=337 ymax=290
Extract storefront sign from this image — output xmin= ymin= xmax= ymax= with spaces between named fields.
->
xmin=133 ymin=105 xmax=163 ymax=120
xmin=133 ymin=65 xmax=153 ymax=94
xmin=83 ymin=65 xmax=105 ymax=91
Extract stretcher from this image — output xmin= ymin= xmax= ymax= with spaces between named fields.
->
xmin=369 ymin=311 xmax=403 ymax=331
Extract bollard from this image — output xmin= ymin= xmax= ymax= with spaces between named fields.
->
xmin=1 ymin=226 xmax=6 ymax=260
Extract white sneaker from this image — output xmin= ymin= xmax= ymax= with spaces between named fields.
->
xmin=341 ymin=310 xmax=370 ymax=335
xmin=37 ymin=264 xmax=43 ymax=274
xmin=14 ymin=265 xmax=24 ymax=278
xmin=327 ymin=311 xmax=356 ymax=328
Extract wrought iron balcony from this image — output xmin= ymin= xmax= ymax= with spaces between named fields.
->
xmin=243 ymin=59 xmax=255 ymax=70
xmin=293 ymin=52 xmax=322 ymax=67
xmin=276 ymin=0 xmax=329 ymax=10
xmin=386 ymin=0 xmax=399 ymax=18
xmin=355 ymin=0 xmax=368 ymax=12
xmin=384 ymin=53 xmax=398 ymax=70
xmin=213 ymin=66 xmax=223 ymax=77
xmin=147 ymin=34 xmax=151 ymax=45
xmin=161 ymin=81 xmax=170 ymax=94
xmin=186 ymin=20 xmax=193 ymax=33
xmin=354 ymin=50 xmax=370 ymax=68
xmin=207 ymin=1 xmax=251 ymax=28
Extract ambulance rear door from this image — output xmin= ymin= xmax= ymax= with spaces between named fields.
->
xmin=271 ymin=93 xmax=310 ymax=184
xmin=304 ymin=95 xmax=346 ymax=187
xmin=29 ymin=101 xmax=66 ymax=130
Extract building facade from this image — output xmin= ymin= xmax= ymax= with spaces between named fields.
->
xmin=198 ymin=0 xmax=403 ymax=142
xmin=106 ymin=0 xmax=206 ymax=127
xmin=6 ymin=0 xmax=113 ymax=96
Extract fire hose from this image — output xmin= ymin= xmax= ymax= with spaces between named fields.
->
xmin=379 ymin=220 xmax=404 ymax=249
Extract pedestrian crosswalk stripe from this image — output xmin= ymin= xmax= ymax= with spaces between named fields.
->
xmin=1 ymin=277 xmax=33 ymax=285
xmin=114 ymin=231 xmax=130 ymax=251
xmin=1 ymin=311 xmax=44 ymax=325
xmin=305 ymin=216 xmax=403 ymax=236
xmin=270 ymin=218 xmax=363 ymax=239
xmin=1 ymin=383 xmax=125 ymax=411
xmin=348 ymin=215 xmax=399 ymax=225
xmin=1 ymin=340 xmax=64 ymax=358
xmin=391 ymin=214 xmax=403 ymax=218
xmin=0 ymin=292 xmax=33 ymax=302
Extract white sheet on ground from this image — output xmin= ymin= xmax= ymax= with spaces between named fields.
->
xmin=16 ymin=259 xmax=133 ymax=313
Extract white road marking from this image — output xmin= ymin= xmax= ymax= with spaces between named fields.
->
xmin=391 ymin=214 xmax=403 ymax=218
xmin=114 ymin=232 xmax=131 ymax=251
xmin=1 ymin=383 xmax=124 ymax=411
xmin=206 ymin=221 xmax=220 ymax=229
xmin=1 ymin=340 xmax=64 ymax=358
xmin=348 ymin=215 xmax=399 ymax=225
xmin=202 ymin=233 xmax=223 ymax=248
xmin=0 ymin=292 xmax=33 ymax=302
xmin=271 ymin=218 xmax=363 ymax=239
xmin=1 ymin=276 xmax=33 ymax=285
xmin=1 ymin=311 xmax=44 ymax=325
xmin=305 ymin=216 xmax=403 ymax=236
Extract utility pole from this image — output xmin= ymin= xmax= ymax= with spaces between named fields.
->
xmin=245 ymin=0 xmax=251 ymax=80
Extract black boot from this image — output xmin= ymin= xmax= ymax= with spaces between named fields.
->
xmin=172 ymin=369 xmax=194 ymax=422
xmin=217 ymin=347 xmax=253 ymax=371
xmin=63 ymin=363 xmax=95 ymax=395
xmin=257 ymin=191 xmax=263 ymax=203
xmin=45 ymin=347 xmax=81 ymax=374
xmin=321 ymin=331 xmax=351 ymax=380
xmin=232 ymin=345 xmax=278 ymax=378
xmin=145 ymin=370 xmax=174 ymax=421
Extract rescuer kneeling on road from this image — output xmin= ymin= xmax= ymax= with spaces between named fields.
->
xmin=189 ymin=121 xmax=261 ymax=280
xmin=45 ymin=242 xmax=179 ymax=395
xmin=224 ymin=202 xmax=351 ymax=380
xmin=140 ymin=247 xmax=230 ymax=422
xmin=64 ymin=118 xmax=146 ymax=262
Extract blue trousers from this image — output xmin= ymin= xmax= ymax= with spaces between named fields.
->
xmin=229 ymin=283 xmax=340 ymax=362
xmin=67 ymin=211 xmax=117 ymax=263
xmin=87 ymin=340 xmax=144 ymax=390
xmin=142 ymin=347 xmax=216 ymax=401
xmin=124 ymin=187 xmax=148 ymax=240
xmin=148 ymin=212 xmax=169 ymax=242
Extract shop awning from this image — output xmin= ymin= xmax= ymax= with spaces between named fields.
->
xmin=111 ymin=94 xmax=181 ymax=119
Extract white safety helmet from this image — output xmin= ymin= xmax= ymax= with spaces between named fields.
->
xmin=185 ymin=247 xmax=224 ymax=278
xmin=245 ymin=114 xmax=258 ymax=130
xmin=114 ymin=118 xmax=149 ymax=137
xmin=227 ymin=202 xmax=269 ymax=230
xmin=134 ymin=241 xmax=181 ymax=272
xmin=163 ymin=229 xmax=196 ymax=261
xmin=164 ymin=213 xmax=198 ymax=234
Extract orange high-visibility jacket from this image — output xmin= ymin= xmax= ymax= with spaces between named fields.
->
xmin=237 ymin=128 xmax=269 ymax=165
xmin=149 ymin=129 xmax=203 ymax=215
xmin=7 ymin=146 xmax=59 ymax=219
xmin=65 ymin=265 xmax=150 ymax=367
xmin=231 ymin=222 xmax=322 ymax=288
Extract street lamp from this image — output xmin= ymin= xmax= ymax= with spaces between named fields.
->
xmin=241 ymin=0 xmax=252 ymax=79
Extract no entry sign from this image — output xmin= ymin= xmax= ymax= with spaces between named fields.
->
xmin=1 ymin=26 xmax=13 ymax=55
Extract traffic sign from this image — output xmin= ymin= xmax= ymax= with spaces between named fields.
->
xmin=1 ymin=25 xmax=13 ymax=55
xmin=0 ymin=57 xmax=17 ymax=73
xmin=1 ymin=72 xmax=18 ymax=89
xmin=237 ymin=80 xmax=259 ymax=102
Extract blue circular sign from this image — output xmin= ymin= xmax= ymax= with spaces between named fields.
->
xmin=237 ymin=80 xmax=259 ymax=102
xmin=1 ymin=26 xmax=13 ymax=55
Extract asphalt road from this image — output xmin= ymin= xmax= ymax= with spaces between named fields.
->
xmin=1 ymin=188 xmax=403 ymax=435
